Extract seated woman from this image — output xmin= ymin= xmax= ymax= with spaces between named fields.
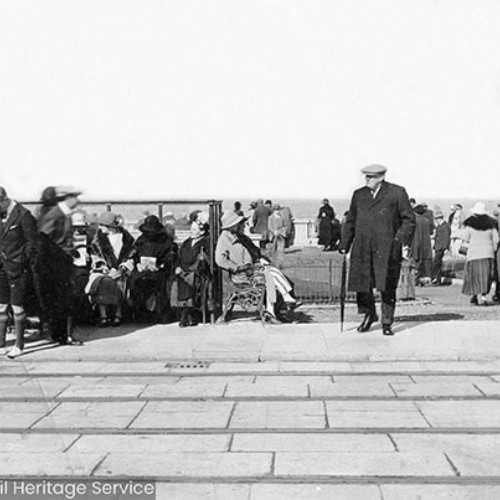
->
xmin=130 ymin=215 xmax=177 ymax=322
xmin=215 ymin=211 xmax=300 ymax=324
xmin=85 ymin=212 xmax=135 ymax=327
xmin=171 ymin=211 xmax=212 ymax=327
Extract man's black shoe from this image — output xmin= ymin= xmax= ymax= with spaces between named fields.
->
xmin=357 ymin=314 xmax=378 ymax=332
xmin=382 ymin=325 xmax=394 ymax=336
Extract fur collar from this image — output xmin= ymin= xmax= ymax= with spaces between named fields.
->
xmin=463 ymin=215 xmax=497 ymax=231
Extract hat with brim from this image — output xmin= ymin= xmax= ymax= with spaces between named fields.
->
xmin=139 ymin=215 xmax=164 ymax=234
xmin=361 ymin=164 xmax=387 ymax=175
xmin=471 ymin=202 xmax=488 ymax=215
xmin=55 ymin=185 xmax=81 ymax=199
xmin=434 ymin=210 xmax=444 ymax=219
xmin=98 ymin=211 xmax=120 ymax=228
xmin=220 ymin=211 xmax=246 ymax=230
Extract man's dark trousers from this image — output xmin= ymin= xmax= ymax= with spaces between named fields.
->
xmin=431 ymin=249 xmax=446 ymax=283
xmin=357 ymin=289 xmax=396 ymax=326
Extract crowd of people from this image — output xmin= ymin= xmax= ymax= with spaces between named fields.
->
xmin=244 ymin=199 xmax=295 ymax=267
xmin=2 ymin=173 xmax=500 ymax=357
xmin=0 ymin=186 xmax=214 ymax=358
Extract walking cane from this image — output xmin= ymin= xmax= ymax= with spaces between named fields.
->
xmin=340 ymin=252 xmax=347 ymax=332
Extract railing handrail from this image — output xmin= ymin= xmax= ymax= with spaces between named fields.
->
xmin=20 ymin=198 xmax=222 ymax=206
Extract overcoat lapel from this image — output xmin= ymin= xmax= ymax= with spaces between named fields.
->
xmin=1 ymin=205 xmax=21 ymax=239
xmin=369 ymin=181 xmax=389 ymax=208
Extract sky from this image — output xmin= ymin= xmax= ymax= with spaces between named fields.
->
xmin=1 ymin=0 xmax=500 ymax=203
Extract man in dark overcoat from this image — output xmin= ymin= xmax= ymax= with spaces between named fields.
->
xmin=340 ymin=165 xmax=416 ymax=335
xmin=251 ymin=199 xmax=272 ymax=250
xmin=37 ymin=185 xmax=82 ymax=345
xmin=431 ymin=210 xmax=451 ymax=285
xmin=0 ymin=187 xmax=38 ymax=358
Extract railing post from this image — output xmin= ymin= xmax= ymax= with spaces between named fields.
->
xmin=328 ymin=259 xmax=334 ymax=303
xmin=157 ymin=203 xmax=163 ymax=222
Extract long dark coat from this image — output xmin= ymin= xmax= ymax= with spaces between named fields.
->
xmin=317 ymin=204 xmax=336 ymax=246
xmin=0 ymin=204 xmax=38 ymax=280
xmin=410 ymin=214 xmax=433 ymax=261
xmin=342 ymin=181 xmax=416 ymax=293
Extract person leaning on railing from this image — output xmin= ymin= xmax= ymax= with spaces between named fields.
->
xmin=215 ymin=211 xmax=301 ymax=324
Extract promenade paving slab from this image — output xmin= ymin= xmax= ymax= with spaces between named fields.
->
xmin=391 ymin=434 xmax=500 ymax=457
xmin=34 ymin=401 xmax=144 ymax=429
xmin=93 ymin=376 xmax=176 ymax=385
xmin=411 ymin=375 xmax=494 ymax=384
xmin=57 ymin=384 xmax=145 ymax=399
xmin=231 ymin=433 xmax=395 ymax=453
xmin=475 ymin=381 xmax=500 ymax=396
xmin=381 ymin=485 xmax=500 ymax=500
xmin=333 ymin=374 xmax=413 ymax=383
xmin=0 ymin=452 xmax=103 ymax=476
xmin=74 ymin=434 xmax=231 ymax=453
xmin=310 ymin=381 xmax=396 ymax=397
xmin=140 ymin=382 xmax=227 ymax=398
xmin=23 ymin=376 xmax=106 ymax=386
xmin=388 ymin=434 xmax=500 ymax=476
xmin=0 ymin=402 xmax=57 ymax=429
xmin=230 ymin=401 xmax=325 ymax=428
xmin=131 ymin=401 xmax=234 ymax=429
xmin=278 ymin=362 xmax=354 ymax=372
xmin=0 ymin=384 xmax=68 ymax=399
xmin=1 ymin=433 xmax=79 ymax=453
xmin=325 ymin=400 xmax=429 ymax=428
xmin=416 ymin=401 xmax=500 ymax=428
xmin=225 ymin=380 xmax=309 ymax=398
xmin=390 ymin=383 xmax=483 ymax=398
xmin=0 ymin=377 xmax=31 ymax=385
xmin=274 ymin=451 xmax=454 ymax=477
xmin=250 ymin=484 xmax=381 ymax=500
xmin=349 ymin=361 xmax=428 ymax=372
xmin=94 ymin=451 xmax=273 ymax=477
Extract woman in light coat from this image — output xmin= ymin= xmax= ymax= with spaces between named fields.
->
xmin=461 ymin=202 xmax=499 ymax=305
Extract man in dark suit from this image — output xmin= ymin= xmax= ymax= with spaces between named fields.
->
xmin=37 ymin=185 xmax=82 ymax=345
xmin=431 ymin=210 xmax=451 ymax=285
xmin=340 ymin=165 xmax=416 ymax=336
xmin=0 ymin=187 xmax=38 ymax=358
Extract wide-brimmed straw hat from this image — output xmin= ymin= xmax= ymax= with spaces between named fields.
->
xmin=139 ymin=215 xmax=164 ymax=234
xmin=471 ymin=202 xmax=488 ymax=215
xmin=220 ymin=211 xmax=246 ymax=230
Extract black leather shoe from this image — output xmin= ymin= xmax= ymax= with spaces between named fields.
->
xmin=357 ymin=314 xmax=378 ymax=332
xmin=382 ymin=325 xmax=394 ymax=336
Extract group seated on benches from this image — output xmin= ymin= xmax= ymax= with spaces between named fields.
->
xmin=215 ymin=211 xmax=301 ymax=324
xmin=73 ymin=210 xmax=211 ymax=327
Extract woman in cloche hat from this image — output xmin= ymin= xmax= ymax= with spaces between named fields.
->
xmin=461 ymin=202 xmax=499 ymax=305
xmin=86 ymin=212 xmax=135 ymax=327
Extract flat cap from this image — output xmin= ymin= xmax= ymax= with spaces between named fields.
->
xmin=55 ymin=185 xmax=81 ymax=198
xmin=361 ymin=164 xmax=387 ymax=175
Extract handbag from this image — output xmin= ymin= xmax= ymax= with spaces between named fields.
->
xmin=458 ymin=243 xmax=468 ymax=256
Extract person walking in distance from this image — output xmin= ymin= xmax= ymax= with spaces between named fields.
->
xmin=0 ymin=187 xmax=38 ymax=358
xmin=431 ymin=210 xmax=451 ymax=285
xmin=339 ymin=165 xmax=416 ymax=336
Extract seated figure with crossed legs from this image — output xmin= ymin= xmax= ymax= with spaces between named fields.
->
xmin=215 ymin=211 xmax=301 ymax=324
